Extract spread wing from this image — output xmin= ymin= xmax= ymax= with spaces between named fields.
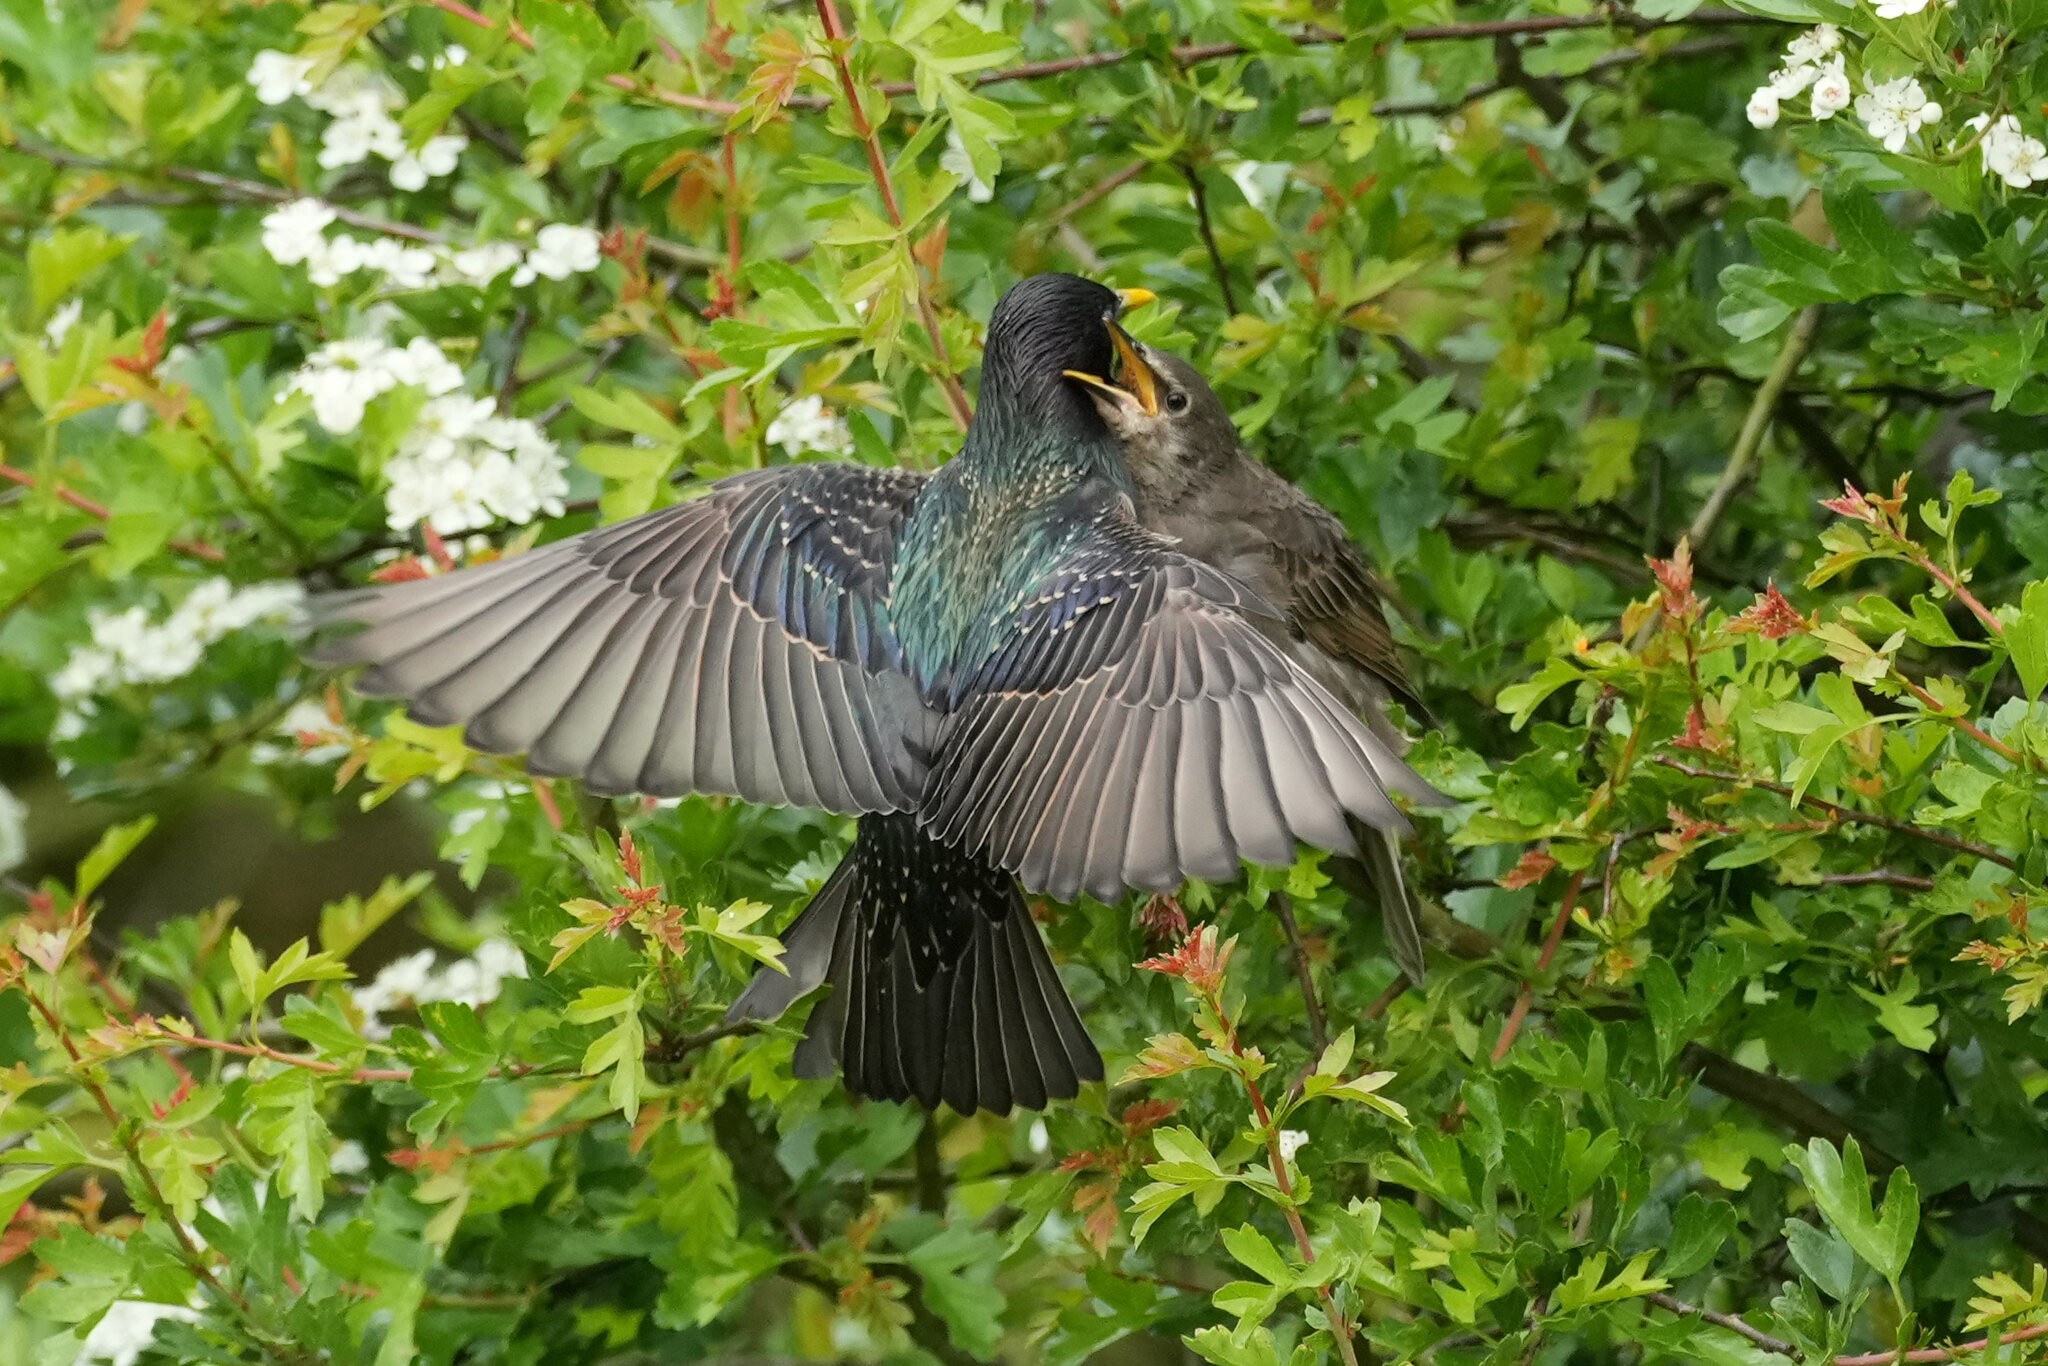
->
xmin=919 ymin=525 xmax=1413 ymax=904
xmin=307 ymin=465 xmax=934 ymax=814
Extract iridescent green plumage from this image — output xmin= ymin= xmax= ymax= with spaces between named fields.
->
xmin=309 ymin=273 xmax=1426 ymax=1116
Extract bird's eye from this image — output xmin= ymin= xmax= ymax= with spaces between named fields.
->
xmin=1165 ymin=390 xmax=1190 ymax=414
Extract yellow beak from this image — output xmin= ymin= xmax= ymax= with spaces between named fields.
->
xmin=1116 ymin=287 xmax=1157 ymax=311
xmin=1062 ymin=312 xmax=1163 ymax=418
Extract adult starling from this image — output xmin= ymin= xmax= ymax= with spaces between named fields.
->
xmin=1066 ymin=328 xmax=1447 ymax=982
xmin=309 ymin=273 xmax=1420 ymax=1113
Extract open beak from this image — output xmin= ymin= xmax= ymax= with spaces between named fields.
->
xmin=1063 ymin=292 xmax=1163 ymax=418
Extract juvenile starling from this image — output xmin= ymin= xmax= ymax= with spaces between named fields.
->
xmin=1066 ymin=328 xmax=1447 ymax=982
xmin=309 ymin=273 xmax=1421 ymax=1113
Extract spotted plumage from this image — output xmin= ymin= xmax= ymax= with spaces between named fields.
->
xmin=309 ymin=273 xmax=1424 ymax=1114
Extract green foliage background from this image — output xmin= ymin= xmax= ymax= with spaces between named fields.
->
xmin=2 ymin=0 xmax=2047 ymax=1362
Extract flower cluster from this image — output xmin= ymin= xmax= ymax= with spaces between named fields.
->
xmin=248 ymin=51 xmax=467 ymax=191
xmin=385 ymin=396 xmax=568 ymax=534
xmin=1855 ymin=76 xmax=1942 ymax=154
xmin=281 ymin=335 xmax=569 ymax=535
xmin=763 ymin=393 xmax=854 ymax=456
xmin=284 ymin=334 xmax=465 ymax=435
xmin=1747 ymin=26 xmax=1849 ymax=129
xmin=353 ymin=939 xmax=528 ymax=1037
xmin=50 ymin=579 xmax=305 ymax=709
xmin=1966 ymin=114 xmax=2048 ymax=189
xmin=258 ymin=199 xmax=600 ymax=295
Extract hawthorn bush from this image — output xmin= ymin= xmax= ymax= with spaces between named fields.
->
xmin=3 ymin=1 xmax=2047 ymax=1363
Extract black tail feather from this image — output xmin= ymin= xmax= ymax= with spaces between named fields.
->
xmin=729 ymin=813 xmax=1102 ymax=1114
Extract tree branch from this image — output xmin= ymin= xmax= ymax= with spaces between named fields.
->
xmin=1653 ymin=756 xmax=2020 ymax=871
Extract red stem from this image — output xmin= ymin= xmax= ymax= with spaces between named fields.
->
xmin=1491 ymin=868 xmax=1586 ymax=1062
xmin=1 ymin=461 xmax=225 ymax=562
xmin=811 ymin=0 xmax=973 ymax=431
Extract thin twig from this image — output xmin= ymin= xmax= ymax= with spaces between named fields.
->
xmin=1179 ymin=162 xmax=1240 ymax=315
xmin=1269 ymin=891 xmax=1329 ymax=1055
xmin=1654 ymin=756 xmax=2019 ymax=872
xmin=12 ymin=141 xmax=720 ymax=272
xmin=1490 ymin=868 xmax=1586 ymax=1062
xmin=497 ymin=305 xmax=535 ymax=414
xmin=1053 ymin=160 xmax=1147 ymax=222
xmin=0 ymin=461 xmax=225 ymax=563
xmin=1644 ymin=1292 xmax=1798 ymax=1357
xmin=1646 ymin=1287 xmax=2048 ymax=1363
xmin=535 ymin=336 xmax=632 ymax=427
xmin=1688 ymin=305 xmax=1822 ymax=548
xmin=1811 ymin=870 xmax=1936 ymax=891
xmin=812 ymin=0 xmax=974 ymax=432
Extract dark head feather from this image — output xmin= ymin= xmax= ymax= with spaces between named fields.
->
xmin=974 ymin=273 xmax=1123 ymax=440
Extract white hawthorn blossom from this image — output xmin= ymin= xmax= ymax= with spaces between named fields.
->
xmin=1856 ymin=76 xmax=1941 ymax=153
xmin=383 ymin=398 xmax=569 ymax=534
xmin=450 ymin=241 xmax=524 ymax=284
xmin=1809 ymin=62 xmax=1852 ymax=120
xmin=260 ymin=198 xmax=339 ymax=266
xmin=1767 ymin=63 xmax=1819 ymax=99
xmin=1968 ymin=114 xmax=2048 ymax=189
xmin=352 ymin=940 xmax=528 ymax=1037
xmin=1277 ymin=1130 xmax=1311 ymax=1164
xmin=247 ymin=49 xmax=316 ymax=105
xmin=49 ymin=580 xmax=305 ymax=711
xmin=330 ymin=1140 xmax=370 ymax=1176
xmin=1751 ymin=26 xmax=1852 ymax=129
xmin=390 ymin=133 xmax=468 ymax=192
xmin=513 ymin=223 xmax=604 ymax=284
xmin=765 ymin=393 xmax=854 ymax=456
xmin=1784 ymin=24 xmax=1841 ymax=67
xmin=1872 ymin=0 xmax=1936 ymax=16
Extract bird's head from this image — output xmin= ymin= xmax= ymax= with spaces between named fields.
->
xmin=1064 ymin=330 xmax=1240 ymax=501
xmin=977 ymin=274 xmax=1156 ymax=436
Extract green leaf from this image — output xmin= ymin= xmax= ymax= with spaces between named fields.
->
xmin=1553 ymin=1250 xmax=1668 ymax=1311
xmin=2006 ymin=580 xmax=2048 ymax=702
xmin=1662 ymin=1193 xmax=1738 ymax=1279
xmin=571 ymin=985 xmax=648 ymax=1122
xmin=1791 ymin=1138 xmax=1915 ymax=1283
xmin=74 ymin=816 xmax=155 ymax=903
xmin=245 ymin=1069 xmax=331 ymax=1220
xmin=1220 ymin=1224 xmax=1297 ymax=1290
xmin=19 ymin=1225 xmax=133 ymax=1324
xmin=1497 ymin=658 xmax=1584 ymax=730
xmin=1853 ymin=970 xmax=1938 ymax=1052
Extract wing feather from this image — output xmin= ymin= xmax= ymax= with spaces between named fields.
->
xmin=309 ymin=466 xmax=931 ymax=814
xmin=925 ymin=529 xmax=1413 ymax=902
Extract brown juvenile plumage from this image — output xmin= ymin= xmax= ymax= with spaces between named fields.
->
xmin=1072 ymin=338 xmax=1447 ymax=982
